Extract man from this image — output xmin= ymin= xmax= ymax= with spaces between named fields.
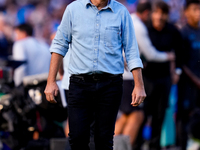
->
xmin=131 ymin=1 xmax=175 ymax=62
xmin=142 ymin=1 xmax=182 ymax=149
xmin=12 ymin=23 xmax=51 ymax=86
xmin=177 ymin=0 xmax=200 ymax=149
xmin=44 ymin=0 xmax=146 ymax=150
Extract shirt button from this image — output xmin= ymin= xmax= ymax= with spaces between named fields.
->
xmin=97 ymin=24 xmax=99 ymax=26
xmin=97 ymin=13 xmax=99 ymax=15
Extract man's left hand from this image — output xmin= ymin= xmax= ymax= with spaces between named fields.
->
xmin=131 ymin=86 xmax=146 ymax=107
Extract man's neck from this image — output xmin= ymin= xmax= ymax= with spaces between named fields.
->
xmin=90 ymin=0 xmax=109 ymax=10
xmin=154 ymin=26 xmax=164 ymax=31
xmin=152 ymin=23 xmax=165 ymax=32
xmin=187 ymin=20 xmax=199 ymax=29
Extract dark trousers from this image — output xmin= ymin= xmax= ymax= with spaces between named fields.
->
xmin=67 ymin=74 xmax=123 ymax=150
xmin=143 ymin=76 xmax=171 ymax=149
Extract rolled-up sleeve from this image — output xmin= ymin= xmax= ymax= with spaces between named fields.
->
xmin=50 ymin=6 xmax=72 ymax=57
xmin=122 ymin=10 xmax=143 ymax=71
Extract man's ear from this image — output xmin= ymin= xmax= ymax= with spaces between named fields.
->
xmin=143 ymin=10 xmax=150 ymax=16
xmin=142 ymin=10 xmax=151 ymax=21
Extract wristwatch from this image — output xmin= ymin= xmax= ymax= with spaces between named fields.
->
xmin=175 ymin=68 xmax=182 ymax=75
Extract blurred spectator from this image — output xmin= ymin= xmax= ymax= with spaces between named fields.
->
xmin=131 ymin=1 xmax=175 ymax=63
xmin=28 ymin=3 xmax=51 ymax=42
xmin=0 ymin=13 xmax=13 ymax=58
xmin=16 ymin=3 xmax=35 ymax=24
xmin=1 ymin=0 xmax=72 ymax=44
xmin=0 ymin=0 xmax=6 ymax=10
xmin=164 ymin=0 xmax=185 ymax=23
xmin=142 ymin=1 xmax=183 ymax=149
xmin=177 ymin=0 xmax=200 ymax=149
xmin=115 ymin=2 xmax=174 ymax=149
xmin=4 ymin=3 xmax=18 ymax=26
xmin=12 ymin=23 xmax=51 ymax=86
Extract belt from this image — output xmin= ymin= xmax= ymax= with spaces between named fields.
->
xmin=71 ymin=73 xmax=122 ymax=81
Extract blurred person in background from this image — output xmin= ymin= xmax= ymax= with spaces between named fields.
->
xmin=4 ymin=2 xmax=18 ymax=26
xmin=163 ymin=0 xmax=185 ymax=24
xmin=28 ymin=2 xmax=50 ymax=42
xmin=12 ymin=23 xmax=51 ymax=86
xmin=131 ymin=1 xmax=175 ymax=64
xmin=0 ymin=13 xmax=13 ymax=58
xmin=142 ymin=1 xmax=183 ymax=149
xmin=115 ymin=2 xmax=174 ymax=149
xmin=177 ymin=0 xmax=200 ymax=149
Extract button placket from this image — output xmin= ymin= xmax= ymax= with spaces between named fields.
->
xmin=93 ymin=11 xmax=100 ymax=72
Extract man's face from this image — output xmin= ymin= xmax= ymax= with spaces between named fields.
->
xmin=185 ymin=3 xmax=200 ymax=24
xmin=14 ymin=29 xmax=27 ymax=41
xmin=151 ymin=8 xmax=168 ymax=30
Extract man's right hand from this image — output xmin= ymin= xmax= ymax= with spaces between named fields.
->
xmin=44 ymin=81 xmax=59 ymax=103
xmin=44 ymin=53 xmax=63 ymax=104
xmin=183 ymin=65 xmax=200 ymax=90
xmin=167 ymin=52 xmax=175 ymax=61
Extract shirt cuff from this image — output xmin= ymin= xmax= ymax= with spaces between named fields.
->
xmin=128 ymin=58 xmax=143 ymax=72
xmin=50 ymin=44 xmax=68 ymax=57
xmin=155 ymin=52 xmax=168 ymax=62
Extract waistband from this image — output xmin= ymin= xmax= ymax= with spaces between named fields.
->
xmin=71 ymin=73 xmax=122 ymax=81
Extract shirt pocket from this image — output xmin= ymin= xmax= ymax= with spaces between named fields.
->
xmin=104 ymin=26 xmax=121 ymax=47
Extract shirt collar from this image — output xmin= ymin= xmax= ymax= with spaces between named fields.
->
xmin=85 ymin=0 xmax=114 ymax=13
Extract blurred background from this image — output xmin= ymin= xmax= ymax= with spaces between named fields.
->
xmin=0 ymin=0 xmax=199 ymax=150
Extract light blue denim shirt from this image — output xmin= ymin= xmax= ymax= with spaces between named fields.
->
xmin=50 ymin=0 xmax=143 ymax=75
